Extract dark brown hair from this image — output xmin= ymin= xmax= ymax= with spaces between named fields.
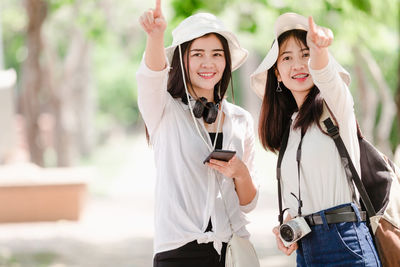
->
xmin=145 ymin=33 xmax=233 ymax=142
xmin=258 ymin=29 xmax=324 ymax=153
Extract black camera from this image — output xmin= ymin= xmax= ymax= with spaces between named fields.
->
xmin=279 ymin=216 xmax=311 ymax=247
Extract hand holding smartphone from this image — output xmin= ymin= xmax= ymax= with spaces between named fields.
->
xmin=203 ymin=149 xmax=236 ymax=164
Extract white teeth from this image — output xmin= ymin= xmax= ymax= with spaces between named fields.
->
xmin=199 ymin=73 xmax=214 ymax=77
xmin=293 ymin=74 xmax=308 ymax=79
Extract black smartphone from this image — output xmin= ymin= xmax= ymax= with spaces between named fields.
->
xmin=203 ymin=149 xmax=236 ymax=164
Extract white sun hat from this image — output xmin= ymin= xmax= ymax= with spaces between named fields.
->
xmin=165 ymin=13 xmax=248 ymax=71
xmin=250 ymin=12 xmax=351 ymax=99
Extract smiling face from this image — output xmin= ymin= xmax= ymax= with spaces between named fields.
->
xmin=185 ymin=34 xmax=226 ymax=101
xmin=275 ymin=36 xmax=314 ymax=107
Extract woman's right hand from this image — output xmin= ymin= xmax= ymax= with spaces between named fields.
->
xmin=139 ymin=0 xmax=167 ymax=37
xmin=272 ymin=225 xmax=298 ymax=256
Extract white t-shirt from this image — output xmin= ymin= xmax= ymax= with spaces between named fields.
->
xmin=136 ymin=60 xmax=259 ymax=255
xmin=281 ymin=56 xmax=361 ymax=217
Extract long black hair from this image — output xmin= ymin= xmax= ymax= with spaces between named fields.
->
xmin=258 ymin=29 xmax=324 ymax=153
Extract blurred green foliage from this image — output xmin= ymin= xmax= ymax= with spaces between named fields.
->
xmin=171 ymin=0 xmax=228 ymax=21
xmin=2 ymin=0 xmax=141 ymax=129
xmin=1 ymin=0 xmax=25 ymax=79
xmin=48 ymin=0 xmax=75 ymax=12
xmin=94 ymin=36 xmax=140 ymax=128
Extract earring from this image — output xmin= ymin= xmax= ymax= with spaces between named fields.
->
xmin=276 ymin=81 xmax=282 ymax=93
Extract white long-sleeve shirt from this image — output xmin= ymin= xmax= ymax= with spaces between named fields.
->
xmin=281 ymin=56 xmax=361 ymax=217
xmin=136 ymin=59 xmax=259 ymax=255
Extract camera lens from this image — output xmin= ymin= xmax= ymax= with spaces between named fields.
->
xmin=280 ymin=224 xmax=294 ymax=242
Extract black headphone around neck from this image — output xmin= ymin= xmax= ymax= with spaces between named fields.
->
xmin=182 ymin=95 xmax=220 ymax=124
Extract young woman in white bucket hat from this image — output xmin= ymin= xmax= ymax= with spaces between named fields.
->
xmin=137 ymin=1 xmax=258 ymax=266
xmin=251 ymin=13 xmax=381 ymax=266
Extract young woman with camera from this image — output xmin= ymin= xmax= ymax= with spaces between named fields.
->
xmin=137 ymin=1 xmax=258 ymax=266
xmin=251 ymin=13 xmax=381 ymax=266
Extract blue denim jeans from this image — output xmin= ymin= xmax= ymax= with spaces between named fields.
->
xmin=296 ymin=203 xmax=381 ymax=267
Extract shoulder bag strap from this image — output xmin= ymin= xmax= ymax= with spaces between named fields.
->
xmin=322 ymin=114 xmax=377 ymax=218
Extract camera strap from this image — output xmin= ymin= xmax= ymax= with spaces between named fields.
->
xmin=277 ymin=119 xmax=305 ymax=224
xmin=277 ymin=120 xmax=291 ymax=225
xmin=295 ymin=131 xmax=305 ymax=217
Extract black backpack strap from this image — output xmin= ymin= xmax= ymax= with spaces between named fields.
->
xmin=277 ymin=120 xmax=291 ymax=224
xmin=323 ymin=117 xmax=377 ymax=217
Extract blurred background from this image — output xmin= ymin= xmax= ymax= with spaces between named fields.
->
xmin=0 ymin=0 xmax=399 ymax=266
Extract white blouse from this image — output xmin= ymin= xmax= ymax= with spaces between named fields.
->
xmin=136 ymin=60 xmax=259 ymax=255
xmin=281 ymin=56 xmax=361 ymax=217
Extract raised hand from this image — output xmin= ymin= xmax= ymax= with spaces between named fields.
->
xmin=307 ymin=16 xmax=332 ymax=69
xmin=306 ymin=16 xmax=333 ymax=51
xmin=139 ymin=0 xmax=167 ymax=37
xmin=139 ymin=0 xmax=167 ymax=70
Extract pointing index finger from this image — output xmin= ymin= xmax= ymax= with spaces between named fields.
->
xmin=155 ymin=0 xmax=161 ymax=13
xmin=308 ymin=16 xmax=317 ymax=35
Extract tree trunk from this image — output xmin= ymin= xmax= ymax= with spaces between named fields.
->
xmin=49 ymin=27 xmax=92 ymax=166
xmin=359 ymin=48 xmax=396 ymax=157
xmin=75 ymin=41 xmax=94 ymax=158
xmin=396 ymin=52 xmax=400 ymax=143
xmin=240 ymin=52 xmax=262 ymax=134
xmin=353 ymin=46 xmax=377 ymax=141
xmin=40 ymin=3 xmax=94 ymax=167
xmin=20 ymin=0 xmax=47 ymax=166
xmin=395 ymin=46 xmax=400 ymax=165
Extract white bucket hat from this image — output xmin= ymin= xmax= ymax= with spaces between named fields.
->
xmin=165 ymin=13 xmax=248 ymax=71
xmin=250 ymin=12 xmax=351 ymax=99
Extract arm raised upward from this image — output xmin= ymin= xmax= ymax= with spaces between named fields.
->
xmin=138 ymin=0 xmax=167 ymax=71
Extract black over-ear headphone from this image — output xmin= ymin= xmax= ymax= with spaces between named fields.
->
xmin=183 ymin=96 xmax=220 ymax=124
